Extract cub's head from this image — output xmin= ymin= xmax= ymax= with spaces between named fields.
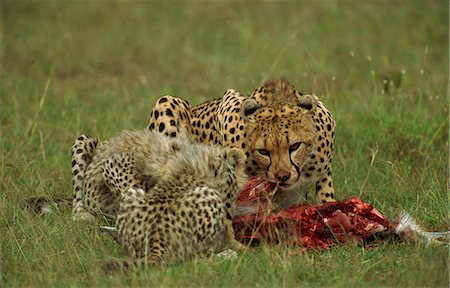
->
xmin=241 ymin=95 xmax=317 ymax=190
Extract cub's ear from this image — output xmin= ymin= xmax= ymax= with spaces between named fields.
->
xmin=226 ymin=148 xmax=246 ymax=167
xmin=298 ymin=94 xmax=317 ymax=114
xmin=241 ymin=98 xmax=262 ymax=119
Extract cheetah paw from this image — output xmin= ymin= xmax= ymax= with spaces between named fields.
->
xmin=214 ymin=249 xmax=238 ymax=261
xmin=230 ymin=240 xmax=246 ymax=252
xmin=72 ymin=211 xmax=96 ymax=223
xmin=103 ymin=257 xmax=135 ymax=275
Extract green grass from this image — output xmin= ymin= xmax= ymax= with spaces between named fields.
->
xmin=1 ymin=1 xmax=448 ymax=287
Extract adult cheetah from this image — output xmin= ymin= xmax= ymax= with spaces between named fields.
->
xmin=148 ymin=79 xmax=336 ymax=208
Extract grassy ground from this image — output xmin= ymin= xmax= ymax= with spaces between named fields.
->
xmin=1 ymin=1 xmax=448 ymax=287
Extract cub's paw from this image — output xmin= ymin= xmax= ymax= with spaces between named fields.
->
xmin=72 ymin=211 xmax=96 ymax=223
xmin=214 ymin=249 xmax=239 ymax=261
xmin=103 ymin=257 xmax=135 ymax=275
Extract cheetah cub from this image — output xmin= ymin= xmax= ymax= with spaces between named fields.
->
xmin=113 ymin=138 xmax=248 ymax=269
xmin=71 ymin=130 xmax=185 ymax=222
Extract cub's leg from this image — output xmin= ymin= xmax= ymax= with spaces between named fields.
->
xmin=71 ymin=134 xmax=99 ymax=222
xmin=76 ymin=159 xmax=109 ymax=222
xmin=147 ymin=96 xmax=192 ymax=137
xmin=224 ymin=219 xmax=245 ymax=252
xmin=117 ymin=187 xmax=167 ymax=266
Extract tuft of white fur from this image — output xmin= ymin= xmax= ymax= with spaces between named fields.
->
xmin=396 ymin=211 xmax=449 ymax=246
xmin=214 ymin=249 xmax=238 ymax=261
xmin=40 ymin=205 xmax=54 ymax=215
xmin=395 ymin=212 xmax=424 ymax=234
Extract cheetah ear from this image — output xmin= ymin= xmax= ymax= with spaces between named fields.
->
xmin=226 ymin=148 xmax=246 ymax=167
xmin=298 ymin=94 xmax=317 ymax=114
xmin=241 ymin=98 xmax=261 ymax=119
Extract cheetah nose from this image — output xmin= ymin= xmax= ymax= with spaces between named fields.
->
xmin=275 ymin=170 xmax=291 ymax=182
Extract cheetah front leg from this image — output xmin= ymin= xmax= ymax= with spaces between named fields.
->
xmin=315 ymin=170 xmax=336 ymax=203
xmin=224 ymin=219 xmax=245 ymax=252
xmin=148 ymin=95 xmax=192 ymax=138
xmin=117 ymin=187 xmax=167 ymax=267
xmin=71 ymin=135 xmax=99 ymax=222
xmin=76 ymin=162 xmax=111 ymax=222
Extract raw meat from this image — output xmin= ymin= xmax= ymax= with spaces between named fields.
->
xmin=233 ymin=178 xmax=398 ymax=249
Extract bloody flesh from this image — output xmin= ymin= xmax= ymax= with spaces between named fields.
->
xmin=233 ymin=178 xmax=397 ymax=249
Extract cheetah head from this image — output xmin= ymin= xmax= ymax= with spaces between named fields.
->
xmin=241 ymin=94 xmax=317 ymax=191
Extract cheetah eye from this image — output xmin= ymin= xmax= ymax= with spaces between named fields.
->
xmin=289 ymin=142 xmax=303 ymax=152
xmin=257 ymin=149 xmax=270 ymax=156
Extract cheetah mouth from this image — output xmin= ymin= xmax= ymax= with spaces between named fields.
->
xmin=266 ymin=175 xmax=300 ymax=191
xmin=278 ymin=182 xmax=296 ymax=191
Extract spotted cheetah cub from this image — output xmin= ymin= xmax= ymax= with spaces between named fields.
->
xmin=71 ymin=130 xmax=186 ymax=222
xmin=109 ymin=135 xmax=247 ymax=269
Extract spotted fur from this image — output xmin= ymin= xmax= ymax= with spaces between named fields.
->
xmin=148 ymin=79 xmax=336 ymax=207
xmin=71 ymin=130 xmax=183 ymax=221
xmin=113 ymin=141 xmax=247 ymax=268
